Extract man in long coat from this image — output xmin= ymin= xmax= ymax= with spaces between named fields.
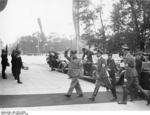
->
xmin=1 ymin=49 xmax=9 ymax=79
xmin=13 ymin=50 xmax=23 ymax=84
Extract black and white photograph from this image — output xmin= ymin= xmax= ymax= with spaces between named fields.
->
xmin=0 ymin=0 xmax=150 ymax=113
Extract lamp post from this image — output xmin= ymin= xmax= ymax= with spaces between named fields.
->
xmin=0 ymin=0 xmax=8 ymax=12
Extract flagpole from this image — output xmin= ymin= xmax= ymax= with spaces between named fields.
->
xmin=72 ymin=0 xmax=80 ymax=55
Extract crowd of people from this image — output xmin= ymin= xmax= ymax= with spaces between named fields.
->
xmin=63 ymin=45 xmax=150 ymax=105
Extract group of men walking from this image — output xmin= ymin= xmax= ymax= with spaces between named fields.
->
xmin=64 ymin=45 xmax=150 ymax=105
xmin=1 ymin=49 xmax=23 ymax=84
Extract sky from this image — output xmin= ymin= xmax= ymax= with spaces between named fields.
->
xmin=0 ymin=0 xmax=116 ymax=44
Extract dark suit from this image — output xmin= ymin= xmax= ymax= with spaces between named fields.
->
xmin=13 ymin=55 xmax=23 ymax=83
xmin=107 ymin=58 xmax=117 ymax=99
xmin=1 ymin=53 xmax=9 ymax=79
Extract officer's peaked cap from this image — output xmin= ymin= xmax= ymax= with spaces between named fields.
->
xmin=122 ymin=44 xmax=129 ymax=50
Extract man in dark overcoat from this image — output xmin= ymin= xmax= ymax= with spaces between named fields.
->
xmin=107 ymin=53 xmax=117 ymax=100
xmin=13 ymin=50 xmax=23 ymax=84
xmin=1 ymin=49 xmax=9 ymax=79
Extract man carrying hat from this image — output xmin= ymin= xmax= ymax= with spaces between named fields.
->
xmin=13 ymin=50 xmax=23 ymax=84
xmin=64 ymin=49 xmax=83 ymax=98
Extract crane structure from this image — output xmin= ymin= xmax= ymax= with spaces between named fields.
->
xmin=37 ymin=18 xmax=47 ymax=53
xmin=37 ymin=18 xmax=46 ymax=41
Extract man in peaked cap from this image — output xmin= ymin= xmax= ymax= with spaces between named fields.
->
xmin=118 ymin=44 xmax=150 ymax=104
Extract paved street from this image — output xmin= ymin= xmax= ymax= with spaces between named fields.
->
xmin=0 ymin=56 xmax=149 ymax=111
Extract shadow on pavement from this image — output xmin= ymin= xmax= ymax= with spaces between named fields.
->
xmin=0 ymin=91 xmax=142 ymax=108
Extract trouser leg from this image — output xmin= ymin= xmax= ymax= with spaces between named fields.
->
xmin=134 ymin=77 xmax=150 ymax=102
xmin=12 ymin=66 xmax=17 ymax=79
xmin=91 ymin=80 xmax=101 ymax=98
xmin=67 ymin=78 xmax=78 ymax=96
xmin=2 ymin=65 xmax=6 ymax=78
xmin=16 ymin=72 xmax=21 ymax=83
xmin=121 ymin=84 xmax=128 ymax=102
xmin=110 ymin=75 xmax=117 ymax=98
xmin=74 ymin=80 xmax=83 ymax=95
xmin=110 ymin=88 xmax=117 ymax=99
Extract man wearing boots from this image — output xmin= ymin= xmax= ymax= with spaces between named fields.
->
xmin=89 ymin=49 xmax=117 ymax=101
xmin=118 ymin=45 xmax=149 ymax=104
xmin=64 ymin=49 xmax=83 ymax=98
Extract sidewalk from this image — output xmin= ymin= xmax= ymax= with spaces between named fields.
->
xmin=0 ymin=56 xmax=149 ymax=110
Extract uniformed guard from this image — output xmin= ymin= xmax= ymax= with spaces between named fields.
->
xmin=64 ymin=49 xmax=83 ymax=98
xmin=118 ymin=45 xmax=149 ymax=104
xmin=1 ymin=49 xmax=9 ymax=79
xmin=89 ymin=49 xmax=117 ymax=101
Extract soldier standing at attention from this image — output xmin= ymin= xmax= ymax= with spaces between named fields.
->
xmin=89 ymin=49 xmax=117 ymax=101
xmin=64 ymin=49 xmax=83 ymax=98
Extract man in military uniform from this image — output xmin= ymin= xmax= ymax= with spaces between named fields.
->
xmin=64 ymin=49 xmax=83 ymax=98
xmin=118 ymin=45 xmax=149 ymax=104
xmin=89 ymin=49 xmax=117 ymax=101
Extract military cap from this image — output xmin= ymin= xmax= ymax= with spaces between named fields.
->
xmin=122 ymin=44 xmax=129 ymax=50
